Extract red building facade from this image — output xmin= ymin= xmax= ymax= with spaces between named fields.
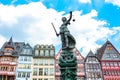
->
xmin=0 ymin=37 xmax=22 ymax=80
xmin=55 ymin=48 xmax=85 ymax=80
xmin=96 ymin=40 xmax=120 ymax=80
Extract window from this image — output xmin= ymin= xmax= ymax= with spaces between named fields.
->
xmin=23 ymin=64 xmax=27 ymax=69
xmin=39 ymin=79 xmax=42 ymax=80
xmin=36 ymin=45 xmax=39 ymax=48
xmin=50 ymin=68 xmax=54 ymax=76
xmin=41 ymin=45 xmax=44 ymax=48
xmin=118 ymin=62 xmax=120 ymax=66
xmin=46 ymin=45 xmax=48 ymax=48
xmin=44 ymin=79 xmax=48 ymax=80
xmin=26 ymin=49 xmax=31 ymax=54
xmin=50 ymin=50 xmax=54 ymax=56
xmin=106 ymin=62 xmax=109 ymax=66
xmin=22 ymin=72 xmax=26 ymax=77
xmin=33 ymin=68 xmax=37 ymax=75
xmin=10 ymin=67 xmax=14 ymax=71
xmin=106 ymin=53 xmax=110 ymax=58
xmin=18 ymin=72 xmax=22 ymax=77
xmin=44 ymin=68 xmax=48 ymax=76
xmin=110 ymin=62 xmax=114 ymax=67
xmin=33 ymin=79 xmax=37 ymax=80
xmin=27 ymin=72 xmax=30 ymax=77
xmin=39 ymin=59 xmax=43 ymax=65
xmin=113 ymin=54 xmax=118 ymax=58
xmin=102 ymin=62 xmax=105 ymax=66
xmin=77 ymin=77 xmax=80 ymax=80
xmin=27 ymin=64 xmax=31 ymax=69
xmin=34 ymin=59 xmax=38 ymax=65
xmin=18 ymin=64 xmax=22 ymax=69
xmin=28 ymin=57 xmax=31 ymax=61
xmin=55 ymin=67 xmax=59 ymax=72
xmin=20 ymin=57 xmax=23 ymax=61
xmin=35 ymin=50 xmax=39 ymax=56
xmin=50 ymin=78 xmax=53 ymax=80
xmin=45 ymin=50 xmax=49 ymax=56
xmin=40 ymin=50 xmax=44 ymax=56
xmin=39 ymin=68 xmax=43 ymax=75
xmin=45 ymin=59 xmax=48 ymax=65
xmin=107 ymin=46 xmax=112 ymax=50
xmin=114 ymin=62 xmax=118 ymax=67
xmin=50 ymin=59 xmax=54 ymax=65
xmin=56 ymin=59 xmax=59 ymax=64
xmin=77 ymin=68 xmax=80 ymax=72
xmin=24 ymin=56 xmax=27 ymax=61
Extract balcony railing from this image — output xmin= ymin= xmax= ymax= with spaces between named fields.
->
xmin=0 ymin=71 xmax=16 ymax=75
xmin=0 ymin=61 xmax=17 ymax=65
xmin=102 ymin=66 xmax=119 ymax=70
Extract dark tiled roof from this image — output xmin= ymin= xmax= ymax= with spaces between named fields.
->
xmin=95 ymin=40 xmax=118 ymax=60
xmin=5 ymin=37 xmax=14 ymax=49
xmin=85 ymin=50 xmax=96 ymax=62
xmin=19 ymin=43 xmax=33 ymax=56
xmin=0 ymin=37 xmax=25 ymax=57
xmin=87 ymin=50 xmax=95 ymax=57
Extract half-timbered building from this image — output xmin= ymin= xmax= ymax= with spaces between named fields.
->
xmin=85 ymin=50 xmax=103 ymax=80
xmin=96 ymin=40 xmax=120 ymax=80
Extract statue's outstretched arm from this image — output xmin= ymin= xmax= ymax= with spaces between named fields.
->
xmin=66 ymin=11 xmax=72 ymax=25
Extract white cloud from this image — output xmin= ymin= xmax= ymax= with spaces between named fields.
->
xmin=105 ymin=0 xmax=120 ymax=7
xmin=0 ymin=2 xmax=118 ymax=57
xmin=79 ymin=0 xmax=91 ymax=4
xmin=0 ymin=35 xmax=7 ymax=48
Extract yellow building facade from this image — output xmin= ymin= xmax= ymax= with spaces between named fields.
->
xmin=32 ymin=44 xmax=55 ymax=80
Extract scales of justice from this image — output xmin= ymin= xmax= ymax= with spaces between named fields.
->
xmin=52 ymin=11 xmax=77 ymax=80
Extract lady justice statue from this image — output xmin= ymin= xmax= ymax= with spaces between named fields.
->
xmin=52 ymin=11 xmax=77 ymax=80
xmin=52 ymin=11 xmax=76 ymax=49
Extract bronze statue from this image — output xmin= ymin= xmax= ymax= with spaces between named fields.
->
xmin=52 ymin=11 xmax=76 ymax=49
xmin=52 ymin=11 xmax=77 ymax=80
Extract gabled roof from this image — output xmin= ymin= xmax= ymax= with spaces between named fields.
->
xmin=24 ymin=43 xmax=32 ymax=49
xmin=0 ymin=37 xmax=25 ymax=57
xmin=87 ymin=50 xmax=95 ymax=57
xmin=95 ymin=40 xmax=120 ymax=60
xmin=85 ymin=50 xmax=99 ymax=62
xmin=19 ymin=43 xmax=33 ymax=56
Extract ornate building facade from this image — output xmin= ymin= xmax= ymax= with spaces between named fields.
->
xmin=32 ymin=44 xmax=55 ymax=80
xmin=55 ymin=48 xmax=85 ymax=80
xmin=1 ymin=37 xmax=120 ymax=80
xmin=96 ymin=40 xmax=120 ymax=80
xmin=16 ymin=43 xmax=33 ymax=80
xmin=85 ymin=50 xmax=103 ymax=80
xmin=0 ymin=37 xmax=23 ymax=80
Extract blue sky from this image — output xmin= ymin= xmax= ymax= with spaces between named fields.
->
xmin=0 ymin=0 xmax=120 ymax=57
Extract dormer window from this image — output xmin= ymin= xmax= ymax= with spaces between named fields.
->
xmin=36 ymin=45 xmax=39 ymax=48
xmin=40 ymin=50 xmax=44 ymax=56
xmin=41 ymin=45 xmax=44 ymax=48
xmin=35 ymin=50 xmax=39 ymax=56
xmin=107 ymin=46 xmax=112 ymax=50
xmin=50 ymin=50 xmax=54 ymax=56
xmin=46 ymin=45 xmax=48 ymax=48
xmin=45 ymin=50 xmax=49 ymax=56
